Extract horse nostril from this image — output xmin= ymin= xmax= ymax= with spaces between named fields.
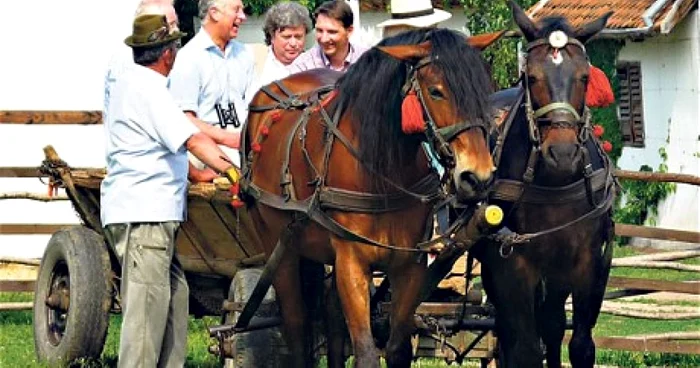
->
xmin=459 ymin=171 xmax=480 ymax=189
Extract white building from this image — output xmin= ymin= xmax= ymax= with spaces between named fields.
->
xmin=529 ymin=0 xmax=700 ymax=246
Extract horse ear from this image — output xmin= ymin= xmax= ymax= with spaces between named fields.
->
xmin=377 ymin=42 xmax=432 ymax=62
xmin=509 ymin=0 xmax=538 ymax=42
xmin=575 ymin=11 xmax=613 ymax=43
xmin=467 ymin=30 xmax=507 ymax=51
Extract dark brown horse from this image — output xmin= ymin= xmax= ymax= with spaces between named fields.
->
xmin=472 ymin=2 xmax=617 ymax=367
xmin=240 ymin=29 xmax=495 ymax=367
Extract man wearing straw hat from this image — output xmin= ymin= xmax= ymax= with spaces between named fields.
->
xmin=101 ymin=14 xmax=240 ymax=367
xmin=376 ymin=0 xmax=452 ymax=38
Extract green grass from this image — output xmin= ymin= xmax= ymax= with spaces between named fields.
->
xmin=2 ymin=246 xmax=698 ymax=367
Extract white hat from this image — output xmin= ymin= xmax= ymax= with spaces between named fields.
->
xmin=376 ymin=0 xmax=452 ymax=29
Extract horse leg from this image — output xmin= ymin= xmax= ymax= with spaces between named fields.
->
xmin=569 ymin=240 xmax=611 ymax=368
xmin=273 ymin=253 xmax=314 ymax=368
xmin=325 ymin=273 xmax=348 ymax=368
xmin=535 ymin=283 xmax=569 ymax=368
xmin=384 ymin=262 xmax=427 ymax=368
xmin=333 ymin=245 xmax=380 ymax=368
xmin=481 ymin=254 xmax=543 ymax=368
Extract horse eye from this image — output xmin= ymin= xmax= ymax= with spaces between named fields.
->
xmin=428 ymin=86 xmax=445 ymax=100
xmin=527 ymin=75 xmax=538 ymax=84
xmin=581 ymin=76 xmax=589 ymax=84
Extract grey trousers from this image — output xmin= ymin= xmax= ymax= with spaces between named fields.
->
xmin=104 ymin=222 xmax=189 ymax=368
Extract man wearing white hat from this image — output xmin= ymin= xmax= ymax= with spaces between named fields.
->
xmin=376 ymin=0 xmax=452 ymax=38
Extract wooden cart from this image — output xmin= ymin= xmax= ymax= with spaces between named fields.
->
xmin=33 ymin=146 xmax=496 ymax=367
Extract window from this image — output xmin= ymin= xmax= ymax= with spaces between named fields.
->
xmin=616 ymin=61 xmax=645 ymax=147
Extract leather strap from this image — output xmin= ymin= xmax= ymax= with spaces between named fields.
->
xmin=490 ymin=168 xmax=609 ymax=204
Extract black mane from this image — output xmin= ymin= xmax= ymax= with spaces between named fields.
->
xmin=335 ymin=28 xmax=493 ymax=188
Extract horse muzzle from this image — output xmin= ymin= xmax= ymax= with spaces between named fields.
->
xmin=454 ymin=169 xmax=495 ymax=201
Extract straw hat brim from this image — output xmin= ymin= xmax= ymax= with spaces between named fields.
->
xmin=376 ymin=8 xmax=452 ymax=29
xmin=124 ymin=30 xmax=186 ymax=48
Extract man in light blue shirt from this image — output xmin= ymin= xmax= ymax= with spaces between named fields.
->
xmin=102 ymin=14 xmax=241 ymax=367
xmin=168 ymin=0 xmax=254 ymax=167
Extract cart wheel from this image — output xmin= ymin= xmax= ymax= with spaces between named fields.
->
xmin=33 ymin=226 xmax=113 ymax=365
xmin=223 ymin=267 xmax=286 ymax=368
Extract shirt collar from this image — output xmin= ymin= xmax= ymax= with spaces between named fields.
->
xmin=197 ymin=28 xmax=237 ymax=57
xmin=318 ymin=43 xmax=356 ymax=70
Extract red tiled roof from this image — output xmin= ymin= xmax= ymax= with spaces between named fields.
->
xmin=527 ymin=0 xmax=697 ymax=35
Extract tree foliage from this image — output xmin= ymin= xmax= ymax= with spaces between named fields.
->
xmin=461 ymin=0 xmax=538 ymax=89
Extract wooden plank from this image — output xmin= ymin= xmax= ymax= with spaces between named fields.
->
xmin=0 ymin=256 xmax=41 ymax=266
xmin=0 ymin=302 xmax=33 ymax=311
xmin=0 ymin=167 xmax=100 ymax=178
xmin=0 ymin=111 xmax=102 ymax=125
xmin=0 ymin=224 xmax=77 ymax=235
xmin=563 ymin=335 xmax=700 ymax=355
xmin=0 ymin=280 xmax=36 ymax=292
xmin=615 ymin=169 xmax=700 ymax=186
xmin=615 ymin=223 xmax=700 ymax=244
xmin=0 ymin=192 xmax=69 ymax=201
xmin=607 ymin=277 xmax=700 ymax=295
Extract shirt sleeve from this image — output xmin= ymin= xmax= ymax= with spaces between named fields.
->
xmin=243 ymin=52 xmax=256 ymax=105
xmin=168 ymin=50 xmax=201 ymax=115
xmin=149 ymin=86 xmax=200 ymax=154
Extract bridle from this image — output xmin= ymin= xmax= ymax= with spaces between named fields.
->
xmin=515 ymin=33 xmax=594 ymax=183
xmin=399 ymin=55 xmax=490 ymax=171
xmin=522 ymin=35 xmax=593 ymax=151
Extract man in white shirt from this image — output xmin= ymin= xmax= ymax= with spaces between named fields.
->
xmin=250 ymin=1 xmax=312 ymax=91
xmin=168 ymin=0 xmax=254 ymax=168
xmin=101 ymin=14 xmax=241 ymax=367
xmin=104 ymin=0 xmax=235 ymax=182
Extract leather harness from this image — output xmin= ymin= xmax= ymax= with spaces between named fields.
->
xmin=487 ymin=37 xmax=619 ymax=255
xmin=238 ymin=55 xmax=484 ymax=255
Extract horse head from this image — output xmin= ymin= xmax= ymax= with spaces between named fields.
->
xmin=510 ymin=0 xmax=611 ymax=182
xmin=376 ymin=29 xmax=496 ymax=201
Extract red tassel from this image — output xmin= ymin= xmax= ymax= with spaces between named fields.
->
xmin=231 ymin=198 xmax=245 ymax=208
xmin=260 ymin=126 xmax=269 ymax=136
xmin=229 ymin=182 xmax=240 ymax=195
xmin=270 ymin=111 xmax=282 ymax=123
xmin=586 ymin=65 xmax=615 ymax=108
xmin=229 ymin=183 xmax=245 ymax=208
xmin=602 ymin=140 xmax=613 ymax=153
xmin=593 ymin=124 xmax=604 ymax=138
xmin=252 ymin=143 xmax=261 ymax=152
xmin=401 ymin=91 xmax=425 ymax=134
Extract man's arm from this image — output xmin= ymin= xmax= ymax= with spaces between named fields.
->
xmin=185 ymin=132 xmax=236 ymax=174
xmin=185 ymin=111 xmax=240 ymax=149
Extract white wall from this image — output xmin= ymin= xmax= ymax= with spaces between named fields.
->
xmin=616 ymin=10 xmax=700 ymax=240
xmin=0 ymin=0 xmax=145 ymax=258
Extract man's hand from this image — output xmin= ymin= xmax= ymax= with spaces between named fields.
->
xmin=188 ymin=165 xmax=219 ymax=183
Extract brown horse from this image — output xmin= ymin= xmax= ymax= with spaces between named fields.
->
xmin=240 ymin=29 xmax=495 ymax=367
xmin=472 ymin=2 xmax=617 ymax=367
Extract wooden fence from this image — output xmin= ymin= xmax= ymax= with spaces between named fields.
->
xmin=1 ymin=110 xmax=699 ymax=355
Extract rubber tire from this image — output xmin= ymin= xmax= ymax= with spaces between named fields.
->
xmin=33 ymin=226 xmax=113 ymax=365
xmin=223 ymin=268 xmax=286 ymax=368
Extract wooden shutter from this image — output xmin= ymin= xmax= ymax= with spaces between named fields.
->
xmin=616 ymin=61 xmax=645 ymax=147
